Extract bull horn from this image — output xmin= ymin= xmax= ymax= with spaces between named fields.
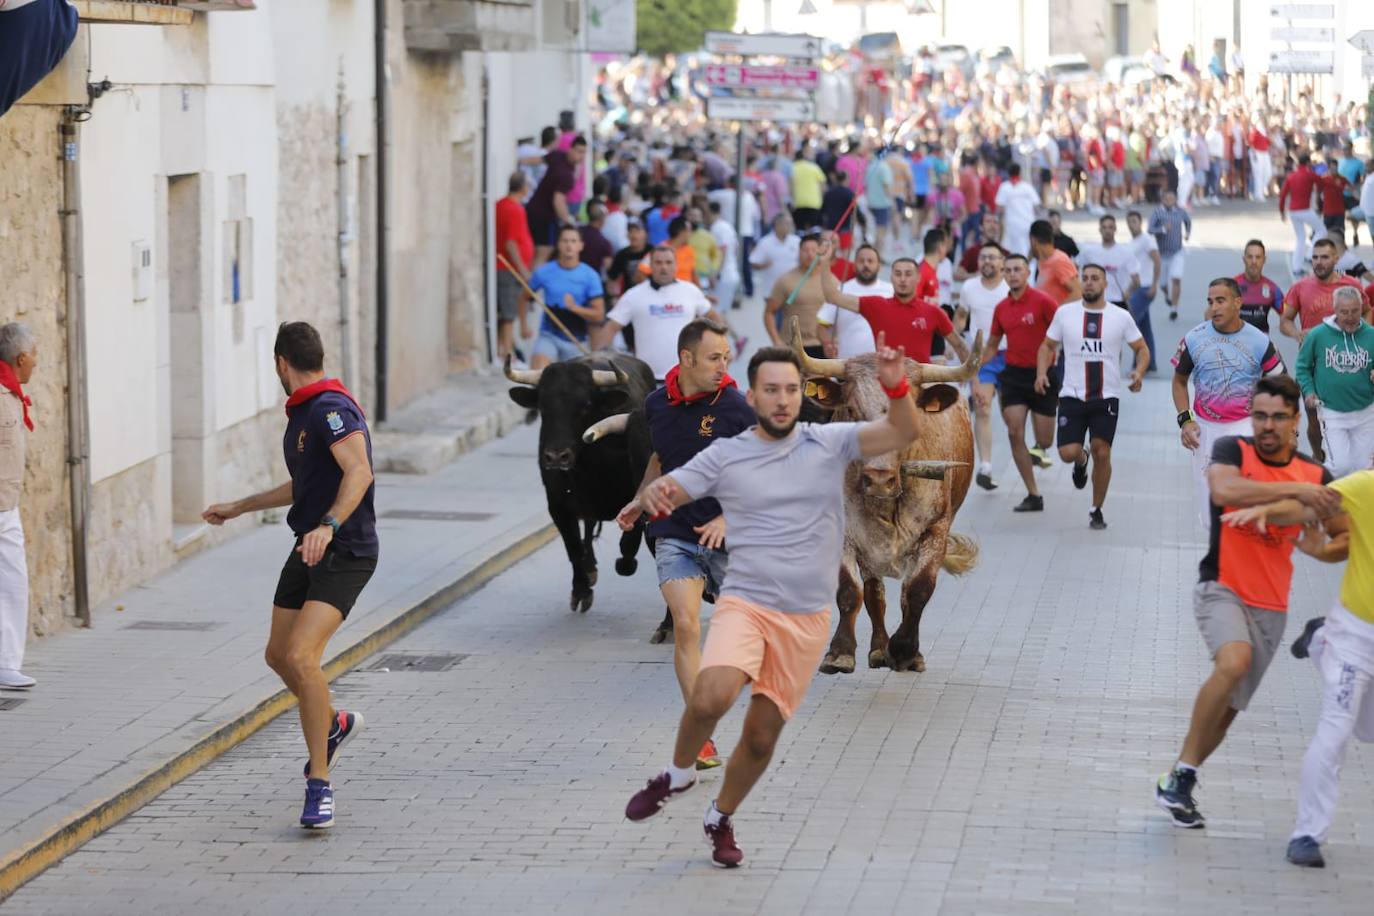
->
xmin=582 ymin=413 xmax=630 ymax=443
xmin=913 ymin=331 xmax=983 ymax=385
xmin=901 ymin=460 xmax=969 ymax=480
xmin=503 ymin=354 xmax=543 ymax=386
xmin=789 ymin=316 xmax=846 ymax=379
xmin=591 ymin=364 xmax=629 ymax=387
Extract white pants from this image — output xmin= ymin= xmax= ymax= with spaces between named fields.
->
xmin=0 ymin=507 xmax=28 ymax=671
xmin=1292 ymin=605 xmax=1374 ymax=843
xmin=1250 ymin=150 xmax=1272 ymax=200
xmin=1320 ymin=403 xmax=1374 ymax=479
xmin=713 ymin=273 xmax=738 ymax=312
xmin=1177 ymin=162 xmax=1195 ymax=207
xmin=1003 ymin=221 xmax=1030 ymax=257
xmin=1192 ymin=417 xmax=1253 ymax=531
xmin=1289 ymin=210 xmax=1325 ymax=273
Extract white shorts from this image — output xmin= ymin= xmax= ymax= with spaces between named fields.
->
xmin=1160 ymin=251 xmax=1186 ymax=284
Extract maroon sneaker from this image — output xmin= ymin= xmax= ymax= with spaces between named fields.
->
xmin=625 ymin=771 xmax=695 ymax=821
xmin=705 ymin=815 xmax=743 ymax=868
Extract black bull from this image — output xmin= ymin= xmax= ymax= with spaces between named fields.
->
xmin=506 ymin=352 xmax=656 ymax=613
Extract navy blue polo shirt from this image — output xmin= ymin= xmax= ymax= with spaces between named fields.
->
xmin=283 ymin=389 xmax=378 ymax=557
xmin=644 ymin=383 xmax=755 ymax=544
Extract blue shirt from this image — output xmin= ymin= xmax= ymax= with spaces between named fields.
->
xmin=645 ymin=206 xmax=674 ymax=246
xmin=283 ymin=389 xmax=378 ymax=557
xmin=1172 ymin=322 xmax=1282 ymax=423
xmin=528 ymin=261 xmax=604 ymax=340
xmin=1338 ymin=156 xmax=1365 ymax=190
xmin=910 ymin=156 xmax=933 ymax=195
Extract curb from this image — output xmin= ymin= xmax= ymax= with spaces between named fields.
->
xmin=0 ymin=522 xmax=557 ymax=902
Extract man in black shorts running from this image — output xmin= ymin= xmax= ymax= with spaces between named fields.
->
xmin=203 ymin=322 xmax=378 ymax=829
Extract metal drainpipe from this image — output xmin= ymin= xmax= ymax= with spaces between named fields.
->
xmin=481 ymin=64 xmax=493 ymax=364
xmin=59 ymin=110 xmax=92 ymax=628
xmin=373 ymin=0 xmax=390 ymax=421
xmin=337 ymin=60 xmax=353 ymax=385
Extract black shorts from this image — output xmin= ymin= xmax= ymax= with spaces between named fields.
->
xmin=1056 ymin=396 xmax=1119 ymax=447
xmin=273 ymin=542 xmax=378 ymax=619
xmin=1039 ymin=167 xmax=1052 ymax=185
xmin=527 ymin=211 xmax=557 ymax=247
xmin=998 ymin=365 xmax=1058 ymax=416
xmin=913 ymin=193 xmax=928 ymax=209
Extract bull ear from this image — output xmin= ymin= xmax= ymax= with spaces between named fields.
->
xmin=508 ymin=386 xmax=539 ymax=409
xmin=802 ymin=377 xmax=842 ymax=420
xmin=915 ymin=383 xmax=959 ymax=413
xmin=595 ymin=388 xmax=631 ymax=411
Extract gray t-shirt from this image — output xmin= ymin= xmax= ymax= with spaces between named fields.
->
xmin=669 ymin=422 xmax=862 ymax=613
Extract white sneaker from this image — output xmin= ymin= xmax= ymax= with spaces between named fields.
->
xmin=0 ymin=668 xmax=36 ymax=689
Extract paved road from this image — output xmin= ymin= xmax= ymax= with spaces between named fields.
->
xmin=8 ymin=204 xmax=1374 ymax=915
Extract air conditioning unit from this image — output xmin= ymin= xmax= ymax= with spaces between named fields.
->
xmin=132 ymin=240 xmax=152 ymax=302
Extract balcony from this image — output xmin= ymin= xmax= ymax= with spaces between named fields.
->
xmin=403 ymin=0 xmax=538 ymax=53
xmin=73 ymin=1 xmax=256 ymax=25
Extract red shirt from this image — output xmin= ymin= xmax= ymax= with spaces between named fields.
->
xmin=1284 ymin=275 xmax=1368 ymax=329
xmin=916 ymin=260 xmax=940 ymax=306
xmin=858 ymin=296 xmax=954 ymax=363
xmin=1280 ymin=166 xmax=1317 ymax=214
xmin=990 ymin=287 xmax=1059 ymax=368
xmin=830 ymin=258 xmax=857 ymax=282
xmin=1248 ymin=126 xmax=1270 ymax=152
xmin=1319 ymin=174 xmax=1349 ymax=217
xmin=980 ymin=175 xmax=1001 ymax=208
xmin=495 ymin=196 xmax=533 ymax=272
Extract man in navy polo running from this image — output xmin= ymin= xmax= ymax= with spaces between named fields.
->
xmin=203 ymin=321 xmax=377 ymax=830
xmin=618 ymin=319 xmax=755 ymax=769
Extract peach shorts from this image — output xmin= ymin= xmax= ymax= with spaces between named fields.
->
xmin=700 ymin=595 xmax=831 ymax=720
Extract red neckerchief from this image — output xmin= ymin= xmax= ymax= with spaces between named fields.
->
xmin=0 ymin=360 xmax=32 ymax=431
xmin=664 ymin=366 xmax=737 ymax=406
xmin=284 ymin=378 xmax=364 ymax=417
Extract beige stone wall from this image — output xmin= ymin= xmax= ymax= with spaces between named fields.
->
xmin=0 ymin=107 xmax=76 ymax=640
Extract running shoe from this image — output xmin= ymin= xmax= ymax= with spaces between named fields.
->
xmin=1013 ymin=494 xmax=1044 ymax=513
xmin=696 ymin=738 xmax=723 ymax=770
xmin=1028 ymin=446 xmax=1053 ymax=469
xmin=1155 ymin=769 xmax=1205 ymax=828
xmin=1072 ymin=457 xmax=1089 ymax=490
xmin=1089 ymin=508 xmax=1107 ymax=530
xmin=625 ymin=771 xmax=696 ymax=821
xmin=704 ymin=814 xmax=744 ymax=868
xmin=1291 ymin=616 xmax=1326 ymax=659
xmin=303 ymin=710 xmax=364 ymax=777
xmin=1286 ymin=835 xmax=1325 ymax=868
xmin=300 ymin=778 xmax=334 ymax=829
xmin=1169 ymin=308 xmax=1178 ymax=321
xmin=975 ymin=471 xmax=998 ymax=491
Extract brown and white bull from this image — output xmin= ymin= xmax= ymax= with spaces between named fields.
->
xmin=792 ymin=321 xmax=981 ymax=674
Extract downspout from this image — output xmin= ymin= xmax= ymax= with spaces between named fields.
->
xmin=373 ymin=0 xmax=390 ymax=421
xmin=336 ymin=60 xmax=353 ymax=385
xmin=59 ymin=110 xmax=92 ymax=628
xmin=481 ymin=63 xmax=494 ymax=363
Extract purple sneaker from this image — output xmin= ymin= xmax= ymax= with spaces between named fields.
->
xmin=705 ymin=815 xmax=743 ymax=867
xmin=625 ymin=771 xmax=695 ymax=821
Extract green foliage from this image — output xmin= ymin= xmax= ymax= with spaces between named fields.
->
xmin=636 ymin=0 xmax=738 ymax=58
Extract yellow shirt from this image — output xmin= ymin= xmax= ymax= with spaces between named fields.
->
xmin=791 ymin=160 xmax=826 ymax=210
xmin=688 ymin=228 xmax=721 ymax=278
xmin=1332 ymin=470 xmax=1374 ymax=623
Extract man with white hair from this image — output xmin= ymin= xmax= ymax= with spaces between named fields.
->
xmin=1295 ymin=286 xmax=1374 ymax=478
xmin=0 ymin=322 xmax=38 ymax=689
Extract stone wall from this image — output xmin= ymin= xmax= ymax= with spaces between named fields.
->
xmin=0 ymin=106 xmax=76 ymax=640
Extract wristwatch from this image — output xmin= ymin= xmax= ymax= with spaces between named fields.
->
xmin=320 ymin=514 xmax=340 ymax=534
xmin=1176 ymin=409 xmax=1195 ymax=429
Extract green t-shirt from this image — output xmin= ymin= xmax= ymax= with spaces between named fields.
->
xmin=1295 ymin=320 xmax=1374 ymax=412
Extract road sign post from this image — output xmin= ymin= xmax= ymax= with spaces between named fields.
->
xmin=706 ymin=96 xmax=816 ymax=122
xmin=704 ymin=31 xmax=821 ymax=59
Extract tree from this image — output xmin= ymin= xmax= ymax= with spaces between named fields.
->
xmin=635 ymin=0 xmax=738 ymax=59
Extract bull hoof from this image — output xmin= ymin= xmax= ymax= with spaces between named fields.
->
xmin=570 ymin=590 xmax=594 ymax=613
xmin=615 ymin=557 xmax=638 ymax=577
xmin=649 ymin=625 xmax=674 ymax=645
xmin=818 ymin=653 xmax=855 ymax=675
xmin=885 ymin=650 xmax=925 ymax=672
xmin=586 ymin=569 xmax=599 ymax=587
xmin=914 ymin=654 xmax=926 ymax=672
xmin=868 ymin=649 xmax=889 ymax=669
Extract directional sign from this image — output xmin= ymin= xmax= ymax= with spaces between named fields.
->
xmin=1364 ymin=54 xmax=1374 ymax=79
xmin=1272 ymin=26 xmax=1334 ymax=43
xmin=1269 ymin=3 xmax=1334 ymax=18
xmin=706 ymin=96 xmax=816 ymax=123
xmin=705 ymin=64 xmax=819 ymax=90
xmin=704 ymin=31 xmax=821 ymax=59
xmin=1269 ymin=49 xmax=1334 ymax=73
xmin=1351 ymin=30 xmax=1374 ymax=54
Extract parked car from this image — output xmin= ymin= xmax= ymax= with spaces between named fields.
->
xmin=857 ymin=32 xmax=902 ymax=63
xmin=977 ymin=45 xmax=1016 ymax=76
xmin=1101 ymin=55 xmax=1140 ymax=85
xmin=932 ymin=42 xmax=976 ymax=79
xmin=1044 ymin=53 xmax=1096 ymax=86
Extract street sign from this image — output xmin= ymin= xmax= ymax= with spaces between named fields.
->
xmin=1269 ymin=3 xmax=1334 ymax=18
xmin=1271 ymin=26 xmax=1334 ymax=43
xmin=704 ymin=31 xmax=821 ymax=59
xmin=1350 ymin=30 xmax=1374 ymax=54
xmin=586 ymin=0 xmax=636 ymax=53
xmin=1364 ymin=54 xmax=1374 ymax=79
xmin=704 ymin=64 xmax=819 ymax=90
xmin=706 ymin=95 xmax=816 ymax=122
xmin=1269 ymin=49 xmax=1334 ymax=73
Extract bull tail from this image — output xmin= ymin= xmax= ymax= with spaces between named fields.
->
xmin=940 ymin=532 xmax=979 ymax=576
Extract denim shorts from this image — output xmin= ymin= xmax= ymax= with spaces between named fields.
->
xmin=655 ymin=537 xmax=728 ymax=599
xmin=530 ymin=331 xmax=586 ymax=363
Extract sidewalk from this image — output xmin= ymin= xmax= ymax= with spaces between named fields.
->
xmin=0 ymin=381 xmax=552 ymax=899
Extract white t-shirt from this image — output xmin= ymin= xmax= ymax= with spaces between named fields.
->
xmin=817 ymin=277 xmax=893 ymax=358
xmin=1077 ymin=241 xmax=1140 ymax=303
xmin=603 ymin=210 xmax=629 ymax=252
xmin=958 ymin=277 xmax=1009 ymax=351
xmin=994 ymin=179 xmax=1039 ymax=229
xmin=710 ymin=218 xmax=740 ymax=281
xmin=1045 ymin=301 xmax=1143 ymax=401
xmin=605 ymin=280 xmax=713 ymax=379
xmin=749 ymin=232 xmax=800 ymax=304
xmin=937 ymin=259 xmax=954 ymax=308
xmin=1129 ymin=232 xmax=1159 ymax=288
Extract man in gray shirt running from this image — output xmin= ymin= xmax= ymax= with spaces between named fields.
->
xmin=623 ymin=334 xmax=976 ymax=867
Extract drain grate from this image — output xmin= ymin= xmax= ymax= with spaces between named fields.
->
xmin=122 ymin=620 xmax=222 ymax=631
xmin=0 ymin=697 xmax=27 ymax=710
xmin=380 ymin=510 xmax=496 ymax=522
xmin=367 ymin=653 xmax=467 ymax=672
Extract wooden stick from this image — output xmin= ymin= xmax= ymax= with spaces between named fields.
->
xmin=784 ymin=194 xmax=860 ymax=307
xmin=496 ymin=254 xmax=593 ymax=356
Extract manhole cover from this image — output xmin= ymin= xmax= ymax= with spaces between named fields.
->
xmin=0 ymin=697 xmax=27 ymax=710
xmin=367 ymin=653 xmax=467 ymax=672
xmin=379 ymin=510 xmax=496 ymax=522
xmin=122 ymin=621 xmax=222 ymax=631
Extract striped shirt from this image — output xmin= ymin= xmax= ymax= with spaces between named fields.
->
xmin=1147 ymin=205 xmax=1191 ymax=256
